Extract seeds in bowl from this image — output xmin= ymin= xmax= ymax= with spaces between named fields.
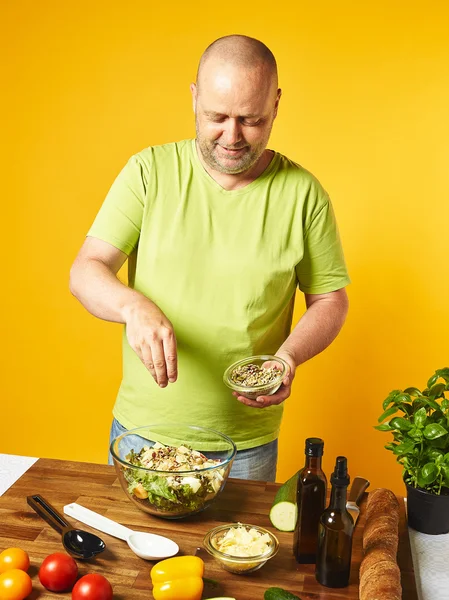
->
xmin=230 ymin=363 xmax=280 ymax=387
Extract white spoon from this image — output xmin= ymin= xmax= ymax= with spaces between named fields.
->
xmin=63 ymin=502 xmax=179 ymax=560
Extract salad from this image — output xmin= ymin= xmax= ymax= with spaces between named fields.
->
xmin=124 ymin=442 xmax=226 ymax=514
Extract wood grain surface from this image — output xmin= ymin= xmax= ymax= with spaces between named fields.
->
xmin=0 ymin=458 xmax=418 ymax=599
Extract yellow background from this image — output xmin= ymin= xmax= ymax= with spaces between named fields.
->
xmin=2 ymin=0 xmax=448 ymax=495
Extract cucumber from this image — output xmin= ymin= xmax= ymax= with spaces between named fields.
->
xmin=264 ymin=587 xmax=302 ymax=600
xmin=269 ymin=472 xmax=298 ymax=531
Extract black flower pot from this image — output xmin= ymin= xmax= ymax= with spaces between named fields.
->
xmin=405 ymin=481 xmax=449 ymax=534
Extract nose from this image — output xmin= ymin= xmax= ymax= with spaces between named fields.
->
xmin=222 ymin=118 xmax=242 ymax=147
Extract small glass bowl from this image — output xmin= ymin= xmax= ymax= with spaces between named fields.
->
xmin=203 ymin=523 xmax=279 ymax=574
xmin=223 ymin=355 xmax=288 ymax=400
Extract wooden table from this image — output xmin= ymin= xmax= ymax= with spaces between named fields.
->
xmin=0 ymin=458 xmax=418 ymax=599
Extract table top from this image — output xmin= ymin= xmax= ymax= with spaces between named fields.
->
xmin=1 ymin=454 xmax=449 ymax=599
xmin=0 ymin=456 xmax=418 ymax=600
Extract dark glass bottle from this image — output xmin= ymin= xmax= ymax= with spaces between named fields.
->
xmin=293 ymin=437 xmax=327 ymax=563
xmin=316 ymin=456 xmax=354 ymax=588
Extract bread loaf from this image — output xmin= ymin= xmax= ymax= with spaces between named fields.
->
xmin=359 ymin=488 xmax=402 ymax=600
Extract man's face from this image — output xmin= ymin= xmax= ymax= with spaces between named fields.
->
xmin=191 ymin=63 xmax=281 ymax=175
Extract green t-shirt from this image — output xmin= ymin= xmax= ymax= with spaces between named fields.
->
xmin=88 ymin=139 xmax=350 ymax=450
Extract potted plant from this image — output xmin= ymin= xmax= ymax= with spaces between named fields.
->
xmin=375 ymin=367 xmax=449 ymax=534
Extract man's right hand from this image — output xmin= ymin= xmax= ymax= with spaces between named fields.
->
xmin=122 ymin=297 xmax=178 ymax=387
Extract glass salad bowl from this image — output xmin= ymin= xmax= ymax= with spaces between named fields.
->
xmin=110 ymin=424 xmax=237 ymax=519
xmin=203 ymin=523 xmax=279 ymax=574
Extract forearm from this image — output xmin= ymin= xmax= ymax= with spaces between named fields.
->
xmin=69 ymin=257 xmax=146 ymax=324
xmin=277 ymin=289 xmax=349 ymax=367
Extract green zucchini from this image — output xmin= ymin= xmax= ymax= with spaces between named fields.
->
xmin=264 ymin=587 xmax=302 ymax=600
xmin=269 ymin=472 xmax=298 ymax=531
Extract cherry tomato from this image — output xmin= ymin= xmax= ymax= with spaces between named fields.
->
xmin=72 ymin=574 xmax=113 ymax=600
xmin=38 ymin=552 xmax=78 ymax=592
xmin=0 ymin=568 xmax=32 ymax=600
xmin=0 ymin=548 xmax=30 ymax=574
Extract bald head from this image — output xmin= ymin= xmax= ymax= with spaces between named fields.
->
xmin=197 ymin=35 xmax=278 ymax=91
xmin=191 ymin=35 xmax=281 ymax=177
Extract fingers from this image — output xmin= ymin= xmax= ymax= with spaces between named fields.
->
xmin=163 ymin=332 xmax=178 ymax=383
xmin=127 ymin=314 xmax=178 ymax=386
xmin=233 ymin=383 xmax=291 ymax=408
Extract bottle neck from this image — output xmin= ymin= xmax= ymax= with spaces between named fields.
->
xmin=329 ymin=483 xmax=348 ymax=510
xmin=305 ymin=455 xmax=322 ymax=470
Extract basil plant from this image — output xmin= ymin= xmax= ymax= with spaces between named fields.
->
xmin=376 ymin=368 xmax=449 ymax=494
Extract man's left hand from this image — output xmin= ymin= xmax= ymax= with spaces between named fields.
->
xmin=233 ymin=352 xmax=297 ymax=409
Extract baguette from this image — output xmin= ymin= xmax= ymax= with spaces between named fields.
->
xmin=359 ymin=488 xmax=402 ymax=600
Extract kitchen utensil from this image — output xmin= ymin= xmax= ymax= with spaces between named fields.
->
xmin=63 ymin=502 xmax=179 ymax=560
xmin=346 ymin=476 xmax=370 ymax=525
xmin=27 ymin=494 xmax=106 ymax=559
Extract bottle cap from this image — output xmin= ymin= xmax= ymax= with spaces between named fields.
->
xmin=330 ymin=456 xmax=350 ymax=486
xmin=305 ymin=437 xmax=324 ymax=457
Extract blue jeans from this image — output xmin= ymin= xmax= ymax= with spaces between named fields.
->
xmin=108 ymin=418 xmax=278 ymax=482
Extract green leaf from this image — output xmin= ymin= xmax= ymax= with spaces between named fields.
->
xmin=378 ymin=405 xmax=399 ymax=423
xmin=424 ymin=423 xmax=448 ymax=440
xmin=382 ymin=390 xmax=402 ymax=410
xmin=384 ymin=442 xmax=397 ymax=451
xmin=429 ymin=383 xmax=446 ymax=398
xmin=393 ymin=439 xmax=416 ymax=455
xmin=427 ymin=374 xmax=439 ymax=388
xmin=425 ymin=398 xmax=441 ymax=411
xmin=374 ymin=423 xmax=393 ymax=431
xmin=442 ymin=464 xmax=449 ymax=486
xmin=427 ymin=449 xmax=444 ymax=461
xmin=408 ymin=426 xmax=423 ymax=440
xmin=442 ymin=399 xmax=449 ymax=410
xmin=435 ymin=368 xmax=449 ymax=383
xmin=414 ymin=407 xmax=427 ymax=428
xmin=403 ymin=387 xmax=422 ymax=396
xmin=418 ymin=463 xmax=439 ymax=485
xmin=444 ymin=452 xmax=449 ymax=463
xmin=389 ymin=417 xmax=413 ymax=431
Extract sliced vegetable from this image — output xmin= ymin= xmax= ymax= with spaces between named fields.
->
xmin=264 ymin=587 xmax=302 ymax=600
xmin=269 ymin=472 xmax=298 ymax=531
xmin=150 ymin=555 xmax=204 ymax=600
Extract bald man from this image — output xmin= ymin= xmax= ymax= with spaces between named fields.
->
xmin=70 ymin=35 xmax=350 ymax=481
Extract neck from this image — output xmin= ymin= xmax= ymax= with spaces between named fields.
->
xmin=330 ymin=485 xmax=347 ymax=510
xmin=195 ymin=141 xmax=273 ymax=191
xmin=306 ymin=456 xmax=322 ymax=470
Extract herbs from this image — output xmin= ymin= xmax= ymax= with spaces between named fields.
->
xmin=375 ymin=368 xmax=449 ymax=494
xmin=230 ymin=363 xmax=280 ymax=387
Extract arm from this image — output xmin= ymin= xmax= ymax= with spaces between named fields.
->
xmin=234 ymin=287 xmax=348 ymax=408
xmin=70 ymin=236 xmax=177 ymax=387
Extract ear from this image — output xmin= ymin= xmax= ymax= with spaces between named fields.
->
xmin=273 ymin=88 xmax=282 ymax=119
xmin=190 ymin=83 xmax=197 ymax=113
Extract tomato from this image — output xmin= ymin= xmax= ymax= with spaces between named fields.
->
xmin=72 ymin=574 xmax=113 ymax=600
xmin=0 ymin=568 xmax=32 ymax=600
xmin=38 ymin=552 xmax=78 ymax=592
xmin=0 ymin=548 xmax=30 ymax=574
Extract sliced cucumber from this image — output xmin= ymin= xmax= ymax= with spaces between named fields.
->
xmin=269 ymin=472 xmax=298 ymax=531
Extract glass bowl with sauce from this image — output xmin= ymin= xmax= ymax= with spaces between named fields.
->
xmin=203 ymin=522 xmax=279 ymax=574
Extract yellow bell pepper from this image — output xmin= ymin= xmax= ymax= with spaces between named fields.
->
xmin=150 ymin=555 xmax=205 ymax=600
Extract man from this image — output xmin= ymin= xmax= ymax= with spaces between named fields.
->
xmin=70 ymin=35 xmax=350 ymax=481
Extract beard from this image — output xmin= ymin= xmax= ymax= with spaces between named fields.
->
xmin=195 ymin=120 xmax=270 ymax=175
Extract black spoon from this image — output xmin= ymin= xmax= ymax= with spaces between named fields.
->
xmin=27 ymin=494 xmax=106 ymax=560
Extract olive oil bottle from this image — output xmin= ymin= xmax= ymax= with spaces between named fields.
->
xmin=316 ymin=456 xmax=354 ymax=588
xmin=293 ymin=437 xmax=327 ymax=563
